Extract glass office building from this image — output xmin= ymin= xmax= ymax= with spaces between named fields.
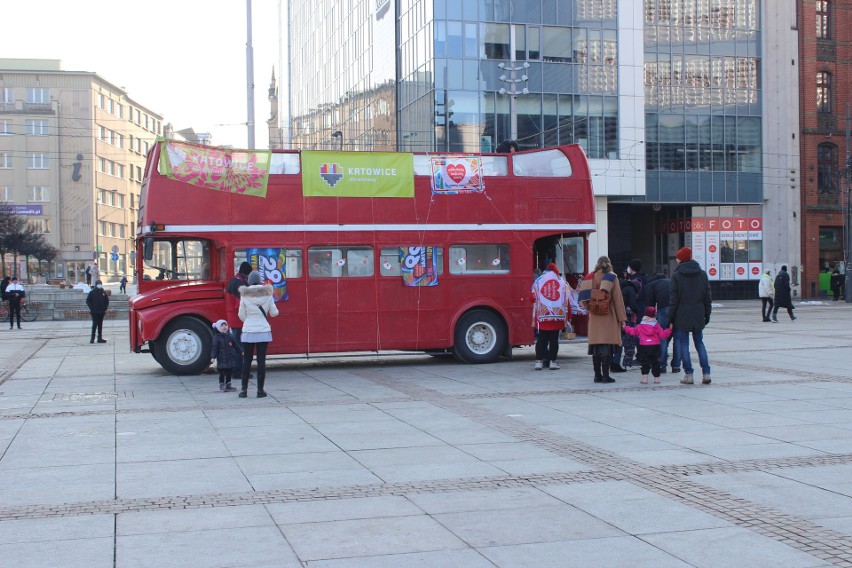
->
xmin=289 ymin=0 xmax=621 ymax=158
xmin=643 ymin=0 xmax=761 ymax=204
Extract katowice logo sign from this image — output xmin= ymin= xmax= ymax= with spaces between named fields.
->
xmin=319 ymin=163 xmax=344 ymax=188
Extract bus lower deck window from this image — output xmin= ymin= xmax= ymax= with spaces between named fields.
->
xmin=449 ymin=244 xmax=510 ymax=274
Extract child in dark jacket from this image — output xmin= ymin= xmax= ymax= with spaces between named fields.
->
xmin=623 ymin=307 xmax=672 ymax=385
xmin=210 ymin=319 xmax=238 ymax=392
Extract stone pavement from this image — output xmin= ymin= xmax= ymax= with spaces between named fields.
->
xmin=1 ymin=300 xmax=852 ymax=567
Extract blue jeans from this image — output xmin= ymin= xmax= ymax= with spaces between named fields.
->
xmin=656 ymin=307 xmax=681 ymax=368
xmin=674 ymin=328 xmax=710 ymax=375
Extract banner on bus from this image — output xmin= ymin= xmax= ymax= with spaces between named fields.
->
xmin=302 ymin=151 xmax=414 ymax=198
xmin=430 ymin=155 xmax=484 ymax=194
xmin=400 ymin=246 xmax=438 ymax=287
xmin=159 ymin=140 xmax=271 ymax=198
xmin=245 ymin=248 xmax=288 ymax=301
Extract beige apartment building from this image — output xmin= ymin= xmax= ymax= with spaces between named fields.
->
xmin=0 ymin=59 xmax=162 ymax=283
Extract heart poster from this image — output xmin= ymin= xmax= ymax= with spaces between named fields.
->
xmin=430 ymin=155 xmax=484 ymax=194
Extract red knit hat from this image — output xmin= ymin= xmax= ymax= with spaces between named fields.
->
xmin=546 ymin=263 xmax=560 ymax=275
xmin=676 ymin=246 xmax=692 ymax=262
xmin=645 ymin=306 xmax=656 ymax=318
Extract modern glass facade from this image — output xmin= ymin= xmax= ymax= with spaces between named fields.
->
xmin=289 ymin=0 xmax=398 ymax=150
xmin=643 ymin=0 xmax=762 ymax=203
xmin=289 ymin=0 xmax=621 ymax=158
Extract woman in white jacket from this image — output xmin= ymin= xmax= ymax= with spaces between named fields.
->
xmin=238 ymin=271 xmax=279 ymax=397
xmin=758 ymin=269 xmax=775 ymax=322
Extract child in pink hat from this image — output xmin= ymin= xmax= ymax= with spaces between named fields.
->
xmin=622 ymin=306 xmax=672 ymax=384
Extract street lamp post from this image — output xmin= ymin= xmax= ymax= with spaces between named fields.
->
xmin=498 ymin=61 xmax=530 ymax=142
xmin=331 ymin=130 xmax=343 ymax=151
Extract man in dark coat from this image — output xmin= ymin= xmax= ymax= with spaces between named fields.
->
xmin=86 ymin=279 xmax=110 ymax=343
xmin=669 ymin=247 xmax=712 ymax=385
xmin=771 ymin=265 xmax=796 ymax=322
xmin=830 ymin=268 xmax=844 ymax=302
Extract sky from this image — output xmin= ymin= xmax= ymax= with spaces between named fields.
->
xmin=1 ymin=0 xmax=281 ymax=149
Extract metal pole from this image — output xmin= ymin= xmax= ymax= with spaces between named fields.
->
xmin=246 ymin=0 xmax=256 ymax=149
xmin=846 ymin=102 xmax=852 ymax=302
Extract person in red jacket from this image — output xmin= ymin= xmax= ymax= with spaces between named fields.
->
xmin=531 ymin=263 xmax=571 ymax=370
xmin=225 ymin=261 xmax=252 ymax=378
xmin=623 ymin=306 xmax=672 ymax=384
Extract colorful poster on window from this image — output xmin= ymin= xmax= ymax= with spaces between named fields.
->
xmin=705 ymin=226 xmax=720 ymax=281
xmin=691 ymin=219 xmax=706 ymax=272
xmin=159 ymin=139 xmax=271 ymax=197
xmin=430 ymin=155 xmax=484 ymax=194
xmin=399 ymin=246 xmax=438 ymax=286
xmin=245 ymin=248 xmax=288 ymax=301
xmin=302 ymin=151 xmax=414 ymax=198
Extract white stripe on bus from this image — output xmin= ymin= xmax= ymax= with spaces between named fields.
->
xmin=157 ymin=224 xmax=597 ymax=233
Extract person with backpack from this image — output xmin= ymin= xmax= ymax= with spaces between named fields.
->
xmin=579 ymin=256 xmax=628 ymax=383
xmin=619 ymin=274 xmax=641 ymax=369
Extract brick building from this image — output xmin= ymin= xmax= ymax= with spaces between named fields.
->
xmin=799 ymin=0 xmax=852 ymax=298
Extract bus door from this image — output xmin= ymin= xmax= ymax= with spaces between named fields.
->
xmin=305 ymin=246 xmax=379 ymax=352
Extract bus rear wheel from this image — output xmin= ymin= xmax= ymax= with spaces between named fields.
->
xmin=453 ymin=310 xmax=506 ymax=364
xmin=154 ymin=317 xmax=211 ymax=375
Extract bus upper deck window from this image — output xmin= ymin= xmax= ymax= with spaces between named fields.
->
xmin=269 ymin=153 xmax=301 ymax=174
xmin=512 ymin=149 xmax=572 ymax=177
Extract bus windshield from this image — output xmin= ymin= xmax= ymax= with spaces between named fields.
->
xmin=143 ymin=238 xmax=211 ymax=281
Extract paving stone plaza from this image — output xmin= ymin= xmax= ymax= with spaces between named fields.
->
xmin=2 ymin=300 xmax=852 ymax=567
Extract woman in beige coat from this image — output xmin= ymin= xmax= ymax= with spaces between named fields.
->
xmin=579 ymin=256 xmax=628 ymax=383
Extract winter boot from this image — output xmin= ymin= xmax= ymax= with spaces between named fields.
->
xmin=592 ymin=355 xmax=603 ymax=382
xmin=601 ymin=355 xmax=615 ymax=383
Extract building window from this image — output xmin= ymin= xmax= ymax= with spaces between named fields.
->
xmin=0 ymin=88 xmax=12 ymax=104
xmin=29 ymin=186 xmax=50 ymax=202
xmin=0 ymin=153 xmax=11 ymax=168
xmin=817 ymin=71 xmax=832 ymax=113
xmin=26 ymin=88 xmax=49 ymax=104
xmin=26 ymin=119 xmax=49 ymax=136
xmin=27 ymin=153 xmax=49 ymax=169
xmin=817 ymin=0 xmax=831 ymax=39
xmin=818 ymin=143 xmax=839 ymax=193
xmin=0 ymin=119 xmax=11 ymax=135
xmin=0 ymin=186 xmax=11 ymax=202
xmin=27 ymin=218 xmax=50 ymax=234
xmin=98 ymin=93 xmax=105 ymax=109
xmin=482 ymin=23 xmax=510 ymax=60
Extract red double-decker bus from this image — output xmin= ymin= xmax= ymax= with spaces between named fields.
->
xmin=130 ymin=140 xmax=595 ymax=374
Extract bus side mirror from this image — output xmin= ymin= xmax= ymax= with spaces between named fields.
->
xmin=143 ymin=237 xmax=154 ymax=261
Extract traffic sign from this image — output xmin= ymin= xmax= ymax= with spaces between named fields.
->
xmin=111 ymin=253 xmax=119 ymax=261
xmin=111 ymin=245 xmax=119 ymax=254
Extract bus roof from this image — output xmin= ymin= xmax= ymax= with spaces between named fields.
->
xmin=138 ymin=141 xmax=595 ymax=236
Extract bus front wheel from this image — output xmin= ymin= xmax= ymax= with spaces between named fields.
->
xmin=453 ymin=310 xmax=506 ymax=364
xmin=154 ymin=317 xmax=212 ymax=375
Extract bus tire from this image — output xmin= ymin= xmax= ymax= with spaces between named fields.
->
xmin=154 ymin=317 xmax=211 ymax=375
xmin=453 ymin=309 xmax=506 ymax=364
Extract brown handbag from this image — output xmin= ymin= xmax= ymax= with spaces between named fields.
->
xmin=588 ymin=288 xmax=610 ymax=316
